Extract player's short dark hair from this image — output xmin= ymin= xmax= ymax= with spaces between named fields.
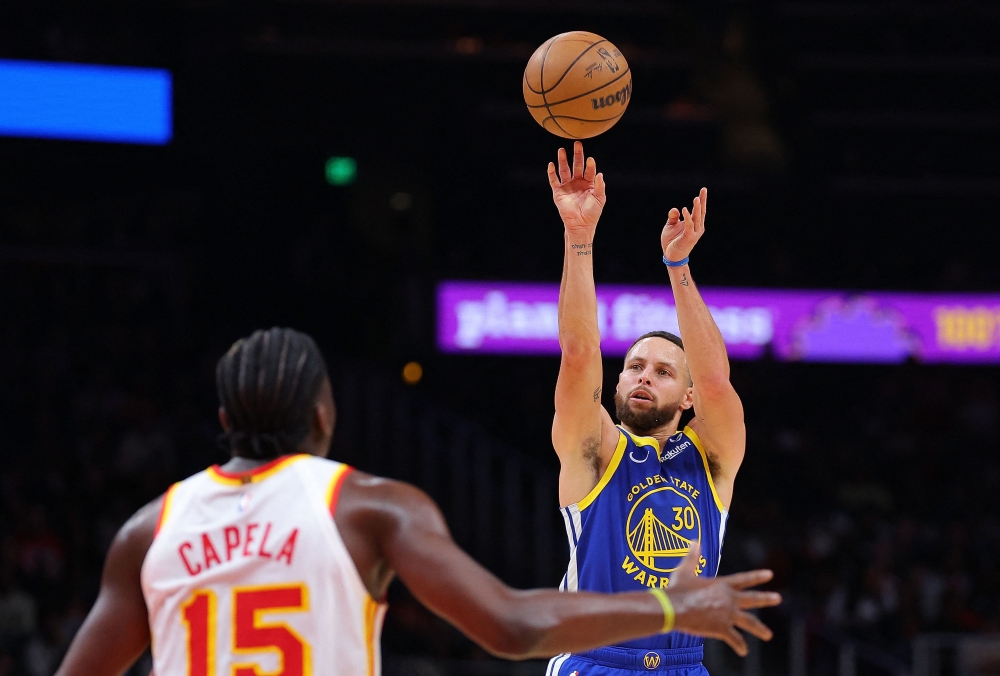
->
xmin=215 ymin=327 xmax=329 ymax=460
xmin=627 ymin=331 xmax=685 ymax=358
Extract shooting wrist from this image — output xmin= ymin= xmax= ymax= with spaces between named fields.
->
xmin=566 ymin=232 xmax=594 ymax=259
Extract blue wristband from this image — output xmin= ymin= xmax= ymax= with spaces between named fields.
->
xmin=663 ymin=255 xmax=689 ymax=267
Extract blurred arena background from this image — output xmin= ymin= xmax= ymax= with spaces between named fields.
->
xmin=2 ymin=0 xmax=1000 ymax=674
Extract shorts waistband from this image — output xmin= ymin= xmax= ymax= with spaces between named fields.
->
xmin=575 ymin=646 xmax=704 ymax=671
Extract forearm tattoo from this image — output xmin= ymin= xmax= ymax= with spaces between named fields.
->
xmin=571 ymin=242 xmax=593 ymax=257
xmin=593 ymin=387 xmax=602 ymax=402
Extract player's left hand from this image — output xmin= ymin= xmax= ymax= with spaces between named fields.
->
xmin=661 ymin=188 xmax=707 ymax=263
xmin=667 ymin=541 xmax=780 ymax=657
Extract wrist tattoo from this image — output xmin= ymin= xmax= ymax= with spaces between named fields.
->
xmin=593 ymin=387 xmax=602 ymax=402
xmin=571 ymin=242 xmax=593 ymax=257
xmin=680 ymin=273 xmax=689 ymax=287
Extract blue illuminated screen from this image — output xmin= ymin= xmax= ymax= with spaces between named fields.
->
xmin=0 ymin=59 xmax=172 ymax=144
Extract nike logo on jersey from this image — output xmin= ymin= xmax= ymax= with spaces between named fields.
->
xmin=629 ymin=447 xmax=651 ymax=463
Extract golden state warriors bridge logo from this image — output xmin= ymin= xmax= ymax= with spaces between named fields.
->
xmin=621 ymin=477 xmax=705 ymax=586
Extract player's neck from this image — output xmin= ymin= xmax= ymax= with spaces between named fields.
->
xmin=621 ymin=421 xmax=680 ymax=450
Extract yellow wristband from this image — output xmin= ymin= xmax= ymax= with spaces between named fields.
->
xmin=648 ymin=588 xmax=675 ymax=634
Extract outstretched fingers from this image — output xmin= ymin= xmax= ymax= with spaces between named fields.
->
xmin=557 ymin=147 xmax=571 ymax=184
xmin=719 ymin=569 xmax=773 ymax=590
xmin=737 ymin=590 xmax=782 ymax=610
xmin=595 ymin=172 xmax=606 ymax=203
xmin=584 ymin=156 xmax=597 ymax=182
xmin=547 ymin=162 xmax=560 ymax=190
xmin=679 ymin=542 xmax=702 ymax=576
xmin=735 ymin=611 xmax=774 ymax=642
xmin=572 ymin=141 xmax=585 ymax=178
xmin=722 ymin=628 xmax=749 ymax=657
xmin=681 ymin=206 xmax=695 ymax=237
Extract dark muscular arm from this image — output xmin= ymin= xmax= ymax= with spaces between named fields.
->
xmin=336 ymin=471 xmax=780 ymax=659
xmin=54 ymin=498 xmax=160 ymax=676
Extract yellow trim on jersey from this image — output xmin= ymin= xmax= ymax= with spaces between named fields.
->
xmin=325 ymin=463 xmax=350 ymax=509
xmin=204 ymin=454 xmax=309 ymax=487
xmin=684 ymin=425 xmax=726 ymax=513
xmin=204 ymin=467 xmax=244 ymax=487
xmin=155 ymin=482 xmax=180 ymax=536
xmin=620 ymin=427 xmax=662 ymax=460
xmin=364 ymin=596 xmax=379 ymax=676
xmin=577 ymin=430 xmax=628 ymax=511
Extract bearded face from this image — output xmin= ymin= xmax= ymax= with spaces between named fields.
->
xmin=614 ymin=388 xmax=683 ymax=435
xmin=614 ymin=337 xmax=692 ymax=435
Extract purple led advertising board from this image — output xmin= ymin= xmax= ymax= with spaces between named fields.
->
xmin=438 ymin=281 xmax=1000 ymax=364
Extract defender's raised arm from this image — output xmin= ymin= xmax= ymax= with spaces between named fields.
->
xmin=548 ymin=142 xmax=621 ymax=507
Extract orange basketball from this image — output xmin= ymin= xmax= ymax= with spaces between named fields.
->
xmin=522 ymin=31 xmax=632 ymax=139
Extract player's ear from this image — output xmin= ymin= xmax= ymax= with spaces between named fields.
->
xmin=680 ymin=387 xmax=695 ymax=411
xmin=218 ymin=407 xmax=232 ymax=432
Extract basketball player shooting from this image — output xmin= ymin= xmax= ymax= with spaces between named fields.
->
xmin=547 ymin=142 xmax=749 ymax=675
xmin=54 ymin=328 xmax=773 ymax=676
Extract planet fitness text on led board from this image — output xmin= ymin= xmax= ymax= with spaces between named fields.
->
xmin=438 ymin=281 xmax=1000 ymax=364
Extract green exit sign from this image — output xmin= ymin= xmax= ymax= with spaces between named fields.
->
xmin=325 ymin=156 xmax=357 ymax=186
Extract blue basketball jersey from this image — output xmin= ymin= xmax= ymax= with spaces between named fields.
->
xmin=558 ymin=425 xmax=729 ymax=652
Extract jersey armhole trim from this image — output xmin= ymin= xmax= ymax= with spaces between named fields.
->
xmin=577 ymin=430 xmax=628 ymax=511
xmin=684 ymin=425 xmax=726 ymax=514
xmin=154 ymin=482 xmax=180 ymax=537
xmin=364 ymin=596 xmax=380 ymax=676
xmin=327 ymin=464 xmax=355 ymax=517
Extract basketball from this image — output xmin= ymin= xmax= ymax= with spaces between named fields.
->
xmin=523 ymin=31 xmax=632 ymax=139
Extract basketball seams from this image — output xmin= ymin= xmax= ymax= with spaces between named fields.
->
xmin=523 ymin=35 xmax=557 ymax=95
xmin=542 ymin=109 xmax=628 ymax=125
xmin=546 ymin=69 xmax=631 ymax=107
xmin=542 ymin=118 xmax=581 ymax=139
xmin=539 ymin=35 xmax=574 ymax=138
xmin=543 ymin=37 xmax=609 ymax=96
xmin=524 ymin=69 xmax=631 ymax=108
xmin=524 ymin=31 xmax=631 ymax=139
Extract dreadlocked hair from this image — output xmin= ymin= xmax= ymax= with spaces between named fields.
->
xmin=215 ymin=327 xmax=329 ymax=460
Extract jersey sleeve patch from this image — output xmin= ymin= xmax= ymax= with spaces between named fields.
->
xmin=576 ymin=430 xmax=628 ymax=511
xmin=683 ymin=425 xmax=726 ymax=514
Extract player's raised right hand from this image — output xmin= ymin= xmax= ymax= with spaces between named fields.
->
xmin=547 ymin=141 xmax=606 ymax=232
xmin=667 ymin=542 xmax=781 ymax=657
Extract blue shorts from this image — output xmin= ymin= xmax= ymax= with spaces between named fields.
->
xmin=547 ymin=646 xmax=708 ymax=675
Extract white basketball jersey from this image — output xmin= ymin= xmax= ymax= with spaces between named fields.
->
xmin=141 ymin=454 xmax=386 ymax=676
